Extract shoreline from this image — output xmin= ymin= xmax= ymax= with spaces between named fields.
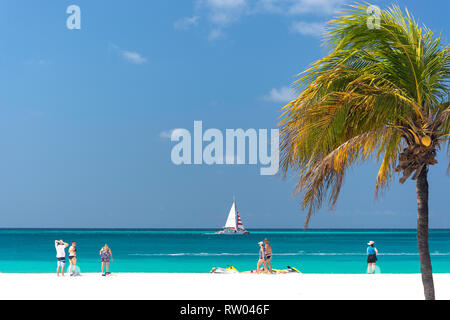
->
xmin=1 ymin=273 xmax=450 ymax=300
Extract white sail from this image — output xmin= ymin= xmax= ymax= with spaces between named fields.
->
xmin=224 ymin=201 xmax=237 ymax=229
xmin=218 ymin=198 xmax=249 ymax=234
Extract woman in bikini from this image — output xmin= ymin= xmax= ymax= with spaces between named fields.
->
xmin=100 ymin=244 xmax=113 ymax=276
xmin=68 ymin=241 xmax=77 ymax=276
xmin=256 ymin=241 xmax=268 ymax=274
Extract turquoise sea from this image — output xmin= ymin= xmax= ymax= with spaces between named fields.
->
xmin=0 ymin=229 xmax=449 ymax=274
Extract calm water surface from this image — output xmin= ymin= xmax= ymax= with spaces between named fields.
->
xmin=0 ymin=229 xmax=449 ymax=273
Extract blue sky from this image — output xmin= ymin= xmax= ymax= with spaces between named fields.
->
xmin=0 ymin=0 xmax=448 ymax=228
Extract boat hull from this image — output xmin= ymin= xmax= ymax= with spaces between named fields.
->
xmin=217 ymin=229 xmax=249 ymax=235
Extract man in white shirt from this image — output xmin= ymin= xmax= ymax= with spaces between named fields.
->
xmin=55 ymin=240 xmax=69 ymax=277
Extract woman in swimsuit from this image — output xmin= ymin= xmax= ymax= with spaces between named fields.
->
xmin=68 ymin=241 xmax=77 ymax=276
xmin=100 ymin=244 xmax=113 ymax=276
xmin=256 ymin=241 xmax=268 ymax=274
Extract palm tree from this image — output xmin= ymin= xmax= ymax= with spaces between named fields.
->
xmin=279 ymin=4 xmax=449 ymax=300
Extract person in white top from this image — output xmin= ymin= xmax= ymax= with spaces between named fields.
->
xmin=55 ymin=240 xmax=69 ymax=277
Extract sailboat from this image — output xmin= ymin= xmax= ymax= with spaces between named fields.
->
xmin=217 ymin=198 xmax=250 ymax=235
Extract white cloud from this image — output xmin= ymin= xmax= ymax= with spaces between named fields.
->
xmin=185 ymin=0 xmax=344 ymax=39
xmin=255 ymin=0 xmax=344 ymax=15
xmin=192 ymin=0 xmax=248 ymax=40
xmin=208 ymin=28 xmax=224 ymax=41
xmin=121 ymin=50 xmax=147 ymax=64
xmin=287 ymin=0 xmax=345 ymax=15
xmin=264 ymin=86 xmax=297 ymax=103
xmin=174 ymin=16 xmax=200 ymax=30
xmin=159 ymin=130 xmax=175 ymax=139
xmin=290 ymin=21 xmax=326 ymax=37
xmin=205 ymin=0 xmax=247 ymax=21
xmin=109 ymin=44 xmax=147 ymax=65
xmin=159 ymin=129 xmax=186 ymax=139
xmin=254 ymin=0 xmax=283 ymax=14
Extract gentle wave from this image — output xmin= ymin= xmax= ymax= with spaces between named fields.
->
xmin=129 ymin=253 xmax=256 ymax=257
xmin=129 ymin=252 xmax=450 ymax=257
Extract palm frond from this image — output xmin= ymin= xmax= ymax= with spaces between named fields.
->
xmin=280 ymin=3 xmax=450 ymax=228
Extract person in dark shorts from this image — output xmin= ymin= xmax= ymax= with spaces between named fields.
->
xmin=367 ymin=241 xmax=378 ymax=274
xmin=264 ymin=238 xmax=273 ymax=273
xmin=55 ymin=240 xmax=69 ymax=277
xmin=100 ymin=244 xmax=113 ymax=276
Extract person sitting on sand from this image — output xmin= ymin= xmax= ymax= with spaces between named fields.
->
xmin=68 ymin=241 xmax=77 ymax=276
xmin=257 ymin=241 xmax=268 ymax=274
xmin=55 ymin=240 xmax=69 ymax=277
xmin=264 ymin=238 xmax=272 ymax=273
xmin=367 ymin=241 xmax=378 ymax=274
xmin=100 ymin=244 xmax=113 ymax=276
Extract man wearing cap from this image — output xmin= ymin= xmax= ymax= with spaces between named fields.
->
xmin=367 ymin=241 xmax=378 ymax=274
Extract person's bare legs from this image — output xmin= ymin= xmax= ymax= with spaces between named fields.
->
xmin=106 ymin=262 xmax=109 ymax=274
xmin=61 ymin=265 xmax=65 ymax=276
xmin=372 ymin=263 xmax=376 ymax=274
xmin=101 ymin=262 xmax=105 ymax=274
xmin=257 ymin=259 xmax=263 ymax=274
xmin=69 ymin=258 xmax=77 ymax=274
xmin=263 ymin=261 xmax=268 ymax=273
xmin=57 ymin=266 xmax=60 ymax=277
xmin=266 ymin=258 xmax=272 ymax=273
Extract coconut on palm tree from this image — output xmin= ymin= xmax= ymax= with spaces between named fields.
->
xmin=279 ymin=4 xmax=449 ymax=300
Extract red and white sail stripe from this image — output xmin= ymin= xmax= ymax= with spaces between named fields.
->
xmin=236 ymin=211 xmax=245 ymax=230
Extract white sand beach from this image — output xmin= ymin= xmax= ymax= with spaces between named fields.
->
xmin=1 ymin=273 xmax=450 ymax=300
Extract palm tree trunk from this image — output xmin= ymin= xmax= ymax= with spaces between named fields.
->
xmin=416 ymin=166 xmax=435 ymax=300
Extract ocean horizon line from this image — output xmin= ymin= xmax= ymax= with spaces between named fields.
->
xmin=1 ymin=227 xmax=450 ymax=231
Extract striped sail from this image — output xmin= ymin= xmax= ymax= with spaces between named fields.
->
xmin=219 ymin=198 xmax=249 ymax=234
xmin=236 ymin=211 xmax=245 ymax=231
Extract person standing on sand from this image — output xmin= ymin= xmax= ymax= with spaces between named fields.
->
xmin=68 ymin=241 xmax=77 ymax=276
xmin=264 ymin=238 xmax=273 ymax=273
xmin=256 ymin=241 xmax=268 ymax=274
xmin=367 ymin=241 xmax=378 ymax=274
xmin=100 ymin=244 xmax=113 ymax=276
xmin=55 ymin=240 xmax=69 ymax=277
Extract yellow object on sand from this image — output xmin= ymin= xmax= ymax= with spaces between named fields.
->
xmin=272 ymin=266 xmax=301 ymax=274
xmin=225 ymin=265 xmax=301 ymax=274
xmin=226 ymin=265 xmax=238 ymax=272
